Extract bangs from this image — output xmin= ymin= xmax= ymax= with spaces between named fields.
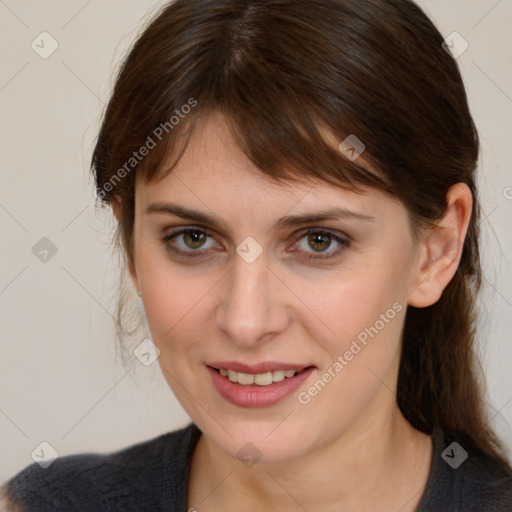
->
xmin=138 ymin=92 xmax=393 ymax=197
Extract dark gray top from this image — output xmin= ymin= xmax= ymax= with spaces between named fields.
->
xmin=3 ymin=423 xmax=512 ymax=511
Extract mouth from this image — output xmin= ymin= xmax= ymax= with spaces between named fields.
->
xmin=206 ymin=362 xmax=316 ymax=408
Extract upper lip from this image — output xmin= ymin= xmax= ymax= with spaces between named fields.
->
xmin=208 ymin=361 xmax=314 ymax=374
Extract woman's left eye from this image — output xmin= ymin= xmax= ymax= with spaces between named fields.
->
xmin=162 ymin=228 xmax=350 ymax=260
xmin=290 ymin=229 xmax=350 ymax=260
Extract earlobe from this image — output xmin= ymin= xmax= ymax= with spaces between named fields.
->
xmin=407 ymin=183 xmax=473 ymax=308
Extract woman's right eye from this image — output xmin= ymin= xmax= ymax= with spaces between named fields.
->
xmin=162 ymin=228 xmax=219 ymax=258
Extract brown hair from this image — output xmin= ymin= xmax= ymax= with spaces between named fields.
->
xmin=91 ymin=0 xmax=511 ymax=470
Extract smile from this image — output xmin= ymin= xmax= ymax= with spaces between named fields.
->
xmin=207 ymin=364 xmax=316 ymax=408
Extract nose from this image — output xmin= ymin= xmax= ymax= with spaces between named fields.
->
xmin=216 ymin=252 xmax=290 ymax=348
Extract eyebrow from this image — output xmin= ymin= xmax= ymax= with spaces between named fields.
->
xmin=145 ymin=202 xmax=375 ymax=232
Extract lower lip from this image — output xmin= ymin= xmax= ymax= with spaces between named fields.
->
xmin=207 ymin=366 xmax=315 ymax=408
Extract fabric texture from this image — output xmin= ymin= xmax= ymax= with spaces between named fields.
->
xmin=3 ymin=423 xmax=512 ymax=511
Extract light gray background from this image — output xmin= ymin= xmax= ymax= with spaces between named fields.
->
xmin=1 ymin=0 xmax=511 ymax=482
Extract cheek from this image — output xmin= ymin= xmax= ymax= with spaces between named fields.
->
xmin=304 ymin=262 xmax=406 ymax=355
xmin=297 ymin=269 xmax=407 ymax=438
xmin=137 ymin=252 xmax=220 ymax=357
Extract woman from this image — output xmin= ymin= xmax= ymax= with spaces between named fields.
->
xmin=2 ymin=0 xmax=511 ymax=510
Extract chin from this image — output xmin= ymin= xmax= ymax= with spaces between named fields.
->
xmin=202 ymin=415 xmax=316 ymax=465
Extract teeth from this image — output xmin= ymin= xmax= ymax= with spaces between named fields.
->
xmin=219 ymin=368 xmax=300 ymax=386
xmin=238 ymin=372 xmax=255 ymax=385
xmin=272 ymin=370 xmax=285 ymax=382
xmin=254 ymin=372 xmax=273 ymax=386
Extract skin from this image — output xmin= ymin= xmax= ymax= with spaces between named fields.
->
xmin=112 ymin=111 xmax=473 ymax=511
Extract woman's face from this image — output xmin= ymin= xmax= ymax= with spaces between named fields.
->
xmin=131 ymin=112 xmax=422 ymax=464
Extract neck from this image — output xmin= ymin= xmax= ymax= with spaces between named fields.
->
xmin=188 ymin=393 xmax=433 ymax=511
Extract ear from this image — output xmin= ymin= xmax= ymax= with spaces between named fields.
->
xmin=407 ymin=183 xmax=473 ymax=308
xmin=110 ymin=195 xmax=140 ymax=294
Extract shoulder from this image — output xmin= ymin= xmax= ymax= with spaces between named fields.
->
xmin=1 ymin=422 xmax=200 ymax=511
xmin=418 ymin=428 xmax=512 ymax=512
xmin=454 ymin=431 xmax=512 ymax=511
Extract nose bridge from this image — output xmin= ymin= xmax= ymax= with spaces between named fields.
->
xmin=217 ymin=252 xmax=286 ymax=346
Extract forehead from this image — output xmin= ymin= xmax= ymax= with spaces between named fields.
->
xmin=135 ymin=111 xmax=399 ymax=221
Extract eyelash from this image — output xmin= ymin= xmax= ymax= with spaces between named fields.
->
xmin=161 ymin=227 xmax=350 ymax=261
